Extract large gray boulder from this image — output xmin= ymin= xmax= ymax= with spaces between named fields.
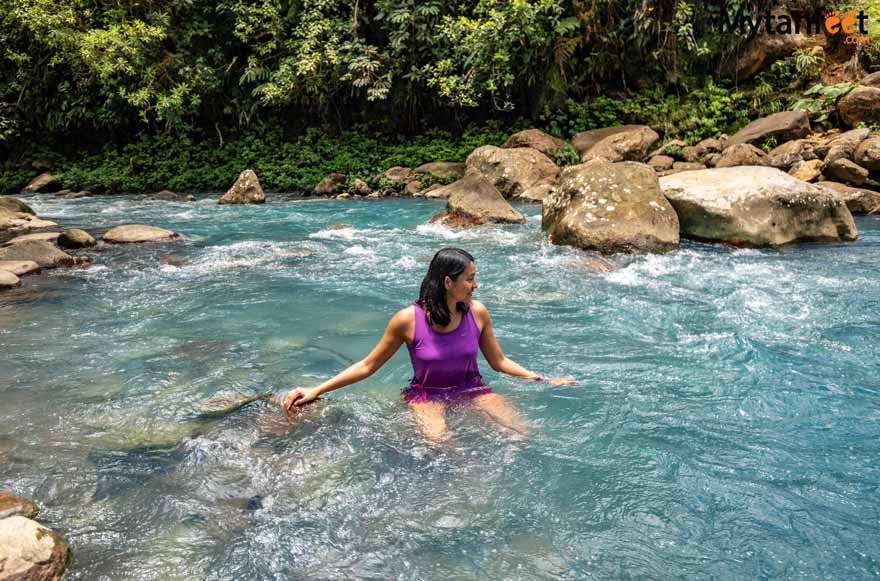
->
xmin=431 ymin=172 xmax=524 ymax=227
xmin=502 ymin=129 xmax=568 ymax=157
xmin=103 ymin=224 xmax=180 ymax=244
xmin=0 ymin=240 xmax=80 ymax=268
xmin=21 ymin=173 xmax=62 ymax=194
xmin=659 ymin=166 xmax=857 ymax=246
xmin=542 ymin=159 xmax=679 ymax=254
xmin=817 ymin=181 xmax=880 ymax=214
xmin=853 ymin=136 xmax=880 ymax=170
xmin=837 ymin=87 xmax=880 ymax=128
xmin=219 ymin=169 xmax=265 ymax=204
xmin=581 ymin=126 xmax=659 ymax=163
xmin=466 ymin=145 xmax=558 ymax=199
xmin=0 ymin=516 xmax=69 ymax=580
xmin=726 ymin=111 xmax=811 ymax=148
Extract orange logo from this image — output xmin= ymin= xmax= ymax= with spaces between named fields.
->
xmin=825 ymin=9 xmax=870 ymax=43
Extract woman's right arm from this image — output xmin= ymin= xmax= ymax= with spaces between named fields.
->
xmin=283 ymin=308 xmax=410 ymax=410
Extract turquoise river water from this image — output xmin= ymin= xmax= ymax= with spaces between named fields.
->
xmin=1 ymin=193 xmax=879 ymax=579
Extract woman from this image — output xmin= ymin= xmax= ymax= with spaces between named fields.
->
xmin=283 ymin=247 xmax=573 ymax=441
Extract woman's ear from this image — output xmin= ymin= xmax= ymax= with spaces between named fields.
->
xmin=444 ymin=275 xmax=452 ymax=290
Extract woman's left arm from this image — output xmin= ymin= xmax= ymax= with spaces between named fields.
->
xmin=473 ymin=301 xmax=574 ymax=386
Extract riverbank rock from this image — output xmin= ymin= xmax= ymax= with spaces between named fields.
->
xmin=0 ymin=208 xmax=57 ymax=233
xmin=818 ymin=128 xmax=870 ymax=162
xmin=502 ymin=129 xmax=567 ymax=157
xmin=0 ymin=516 xmax=69 ymax=580
xmin=518 ymin=184 xmax=555 ymax=202
xmin=837 ymin=87 xmax=880 ymax=128
xmin=648 ymin=155 xmax=675 ymax=171
xmin=21 ymin=173 xmax=62 ymax=194
xmin=219 ymin=169 xmax=265 ymax=204
xmin=824 ymin=159 xmax=868 ymax=186
xmin=817 ymin=181 xmax=880 ymax=214
xmin=572 ymin=125 xmax=644 ymax=157
xmin=58 ymin=229 xmax=96 ymax=249
xmin=789 ymin=159 xmax=824 ymax=182
xmin=580 ymin=126 xmax=659 ymax=163
xmin=314 ymin=172 xmax=346 ymax=196
xmin=542 ymin=159 xmax=679 ymax=254
xmin=0 ymin=198 xmax=35 ymax=215
xmin=430 ymin=172 xmax=524 ymax=227
xmin=0 ymin=270 xmax=20 ymax=289
xmin=0 ymin=493 xmax=38 ymax=519
xmin=154 ymin=190 xmax=178 ymax=201
xmin=5 ymin=232 xmax=60 ymax=245
xmin=0 ymin=261 xmax=40 ymax=276
xmin=767 ymin=139 xmax=819 ymax=160
xmin=466 ymin=145 xmax=558 ymax=198
xmin=383 ymin=167 xmax=412 ymax=183
xmin=412 ymin=162 xmax=466 ymax=180
xmin=103 ymin=224 xmax=180 ymax=244
xmin=726 ymin=111 xmax=811 ymax=149
xmin=854 ymin=136 xmax=880 ymax=171
xmin=659 ymin=166 xmax=857 ymax=246
xmin=0 ymin=240 xmax=81 ymax=268
xmin=716 ymin=143 xmax=766 ymax=168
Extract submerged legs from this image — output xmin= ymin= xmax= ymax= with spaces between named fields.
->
xmin=408 ymin=401 xmax=449 ymax=442
xmin=470 ymin=393 xmax=529 ymax=439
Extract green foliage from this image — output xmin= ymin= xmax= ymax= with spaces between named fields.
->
xmin=761 ymin=135 xmax=778 ymax=154
xmin=0 ymin=122 xmax=509 ymax=194
xmin=552 ymin=144 xmax=580 ymax=167
xmin=790 ymin=82 xmax=858 ymax=127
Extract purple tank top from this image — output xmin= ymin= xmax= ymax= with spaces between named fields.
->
xmin=407 ymin=302 xmax=484 ymax=390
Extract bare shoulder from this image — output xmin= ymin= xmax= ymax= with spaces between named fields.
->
xmin=388 ymin=305 xmax=415 ymax=341
xmin=470 ymin=299 xmax=490 ymax=322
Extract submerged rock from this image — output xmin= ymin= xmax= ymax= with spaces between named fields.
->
xmin=103 ymin=224 xmax=181 ymax=244
xmin=542 ymin=159 xmax=679 ymax=254
xmin=0 ymin=516 xmax=69 ymax=580
xmin=659 ymin=166 xmax=857 ymax=246
xmin=219 ymin=169 xmax=266 ymax=204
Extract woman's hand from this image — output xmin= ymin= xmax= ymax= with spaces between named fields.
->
xmin=546 ymin=376 xmax=576 ymax=386
xmin=283 ymin=387 xmax=321 ymax=411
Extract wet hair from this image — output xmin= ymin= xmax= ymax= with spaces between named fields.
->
xmin=418 ymin=247 xmax=475 ymax=328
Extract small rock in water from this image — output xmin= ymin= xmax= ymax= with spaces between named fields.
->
xmin=160 ymin=255 xmax=188 ymax=265
xmin=0 ymin=516 xmax=70 ymax=580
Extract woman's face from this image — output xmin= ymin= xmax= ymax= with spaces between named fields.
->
xmin=445 ymin=261 xmax=478 ymax=304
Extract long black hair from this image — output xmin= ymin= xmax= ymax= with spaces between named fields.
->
xmin=417 ymin=247 xmax=475 ymax=327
